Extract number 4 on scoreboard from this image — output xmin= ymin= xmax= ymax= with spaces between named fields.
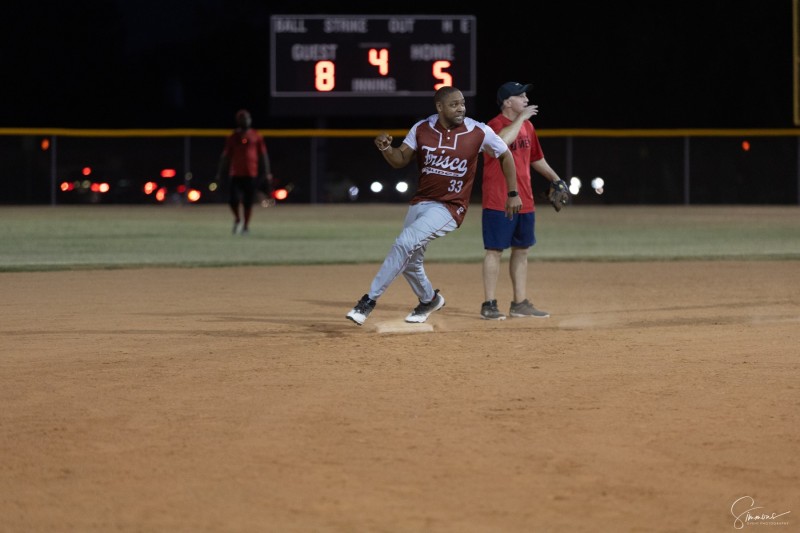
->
xmin=368 ymin=48 xmax=389 ymax=75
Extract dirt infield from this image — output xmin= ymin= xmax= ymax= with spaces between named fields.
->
xmin=2 ymin=261 xmax=798 ymax=532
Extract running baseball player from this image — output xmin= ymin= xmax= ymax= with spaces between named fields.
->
xmin=346 ymin=86 xmax=521 ymax=326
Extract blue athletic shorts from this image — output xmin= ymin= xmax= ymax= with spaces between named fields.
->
xmin=482 ymin=209 xmax=536 ymax=250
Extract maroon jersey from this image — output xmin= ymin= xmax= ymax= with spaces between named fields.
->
xmin=403 ymin=114 xmax=508 ymax=227
xmin=222 ymin=128 xmax=267 ymax=177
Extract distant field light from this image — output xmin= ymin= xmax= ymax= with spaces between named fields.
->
xmin=155 ymin=187 xmax=167 ymax=202
xmin=569 ymin=177 xmax=582 ymax=196
xmin=40 ymin=138 xmax=50 ymax=151
xmin=161 ymin=168 xmax=177 ymax=178
xmin=59 ymin=181 xmax=74 ymax=192
xmin=187 ymin=189 xmax=201 ymax=202
xmin=741 ymin=140 xmax=751 ymax=151
xmin=82 ymin=167 xmax=92 ymax=176
xmin=591 ymin=177 xmax=605 ymax=190
xmin=273 ymin=188 xmax=289 ymax=201
xmin=208 ymin=182 xmax=218 ymax=192
xmin=370 ymin=181 xmax=383 ymax=193
xmin=144 ymin=181 xmax=158 ymax=195
xmin=395 ymin=181 xmax=409 ymax=193
xmin=348 ymin=186 xmax=359 ymax=201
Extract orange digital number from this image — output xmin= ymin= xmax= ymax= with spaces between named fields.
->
xmin=368 ymin=48 xmax=389 ymax=75
xmin=315 ymin=60 xmax=335 ymax=91
xmin=433 ymin=60 xmax=453 ymax=90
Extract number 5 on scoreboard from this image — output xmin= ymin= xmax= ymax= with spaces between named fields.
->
xmin=433 ymin=60 xmax=452 ymax=90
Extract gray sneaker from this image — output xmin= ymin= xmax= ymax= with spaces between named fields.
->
xmin=509 ymin=299 xmax=550 ymax=318
xmin=405 ymin=290 xmax=445 ymax=323
xmin=480 ymin=300 xmax=506 ymax=320
xmin=346 ymin=294 xmax=376 ymax=326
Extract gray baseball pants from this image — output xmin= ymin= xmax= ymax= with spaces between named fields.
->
xmin=367 ymin=201 xmax=457 ymax=303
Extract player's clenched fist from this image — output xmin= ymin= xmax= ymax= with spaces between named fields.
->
xmin=375 ymin=132 xmax=393 ymax=152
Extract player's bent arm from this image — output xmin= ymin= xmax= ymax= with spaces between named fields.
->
xmin=497 ymin=106 xmax=537 ymax=145
xmin=381 ymin=143 xmax=415 ymax=168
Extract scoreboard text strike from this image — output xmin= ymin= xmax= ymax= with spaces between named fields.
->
xmin=269 ymin=15 xmax=476 ymax=117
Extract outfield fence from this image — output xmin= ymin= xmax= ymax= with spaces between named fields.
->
xmin=1 ymin=128 xmax=799 ymax=206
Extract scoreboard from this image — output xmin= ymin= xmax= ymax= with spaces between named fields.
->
xmin=269 ymin=14 xmax=477 ymax=117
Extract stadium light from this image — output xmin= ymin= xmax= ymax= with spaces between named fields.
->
xmin=569 ymin=177 xmax=582 ymax=196
xmin=591 ymin=177 xmax=605 ymax=196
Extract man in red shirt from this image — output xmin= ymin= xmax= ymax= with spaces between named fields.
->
xmin=346 ymin=86 xmax=521 ymax=326
xmin=480 ymin=82 xmax=566 ymax=320
xmin=215 ymin=109 xmax=273 ymax=235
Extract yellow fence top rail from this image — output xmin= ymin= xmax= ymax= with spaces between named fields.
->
xmin=1 ymin=128 xmax=800 ymax=138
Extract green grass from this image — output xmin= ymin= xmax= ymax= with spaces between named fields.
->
xmin=0 ymin=204 xmax=798 ymax=271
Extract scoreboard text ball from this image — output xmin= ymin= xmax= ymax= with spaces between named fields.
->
xmin=269 ymin=15 xmax=477 ymax=117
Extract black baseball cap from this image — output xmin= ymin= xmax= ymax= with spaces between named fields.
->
xmin=497 ymin=82 xmax=531 ymax=106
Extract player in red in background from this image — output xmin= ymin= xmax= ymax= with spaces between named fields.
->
xmin=215 ymin=109 xmax=274 ymax=235
xmin=480 ymin=82 xmax=566 ymax=320
xmin=346 ymin=86 xmax=521 ymax=327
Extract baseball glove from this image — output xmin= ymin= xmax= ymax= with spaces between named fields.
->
xmin=547 ymin=180 xmax=570 ymax=212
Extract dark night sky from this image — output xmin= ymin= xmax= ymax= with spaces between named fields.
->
xmin=2 ymin=0 xmax=794 ymax=130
